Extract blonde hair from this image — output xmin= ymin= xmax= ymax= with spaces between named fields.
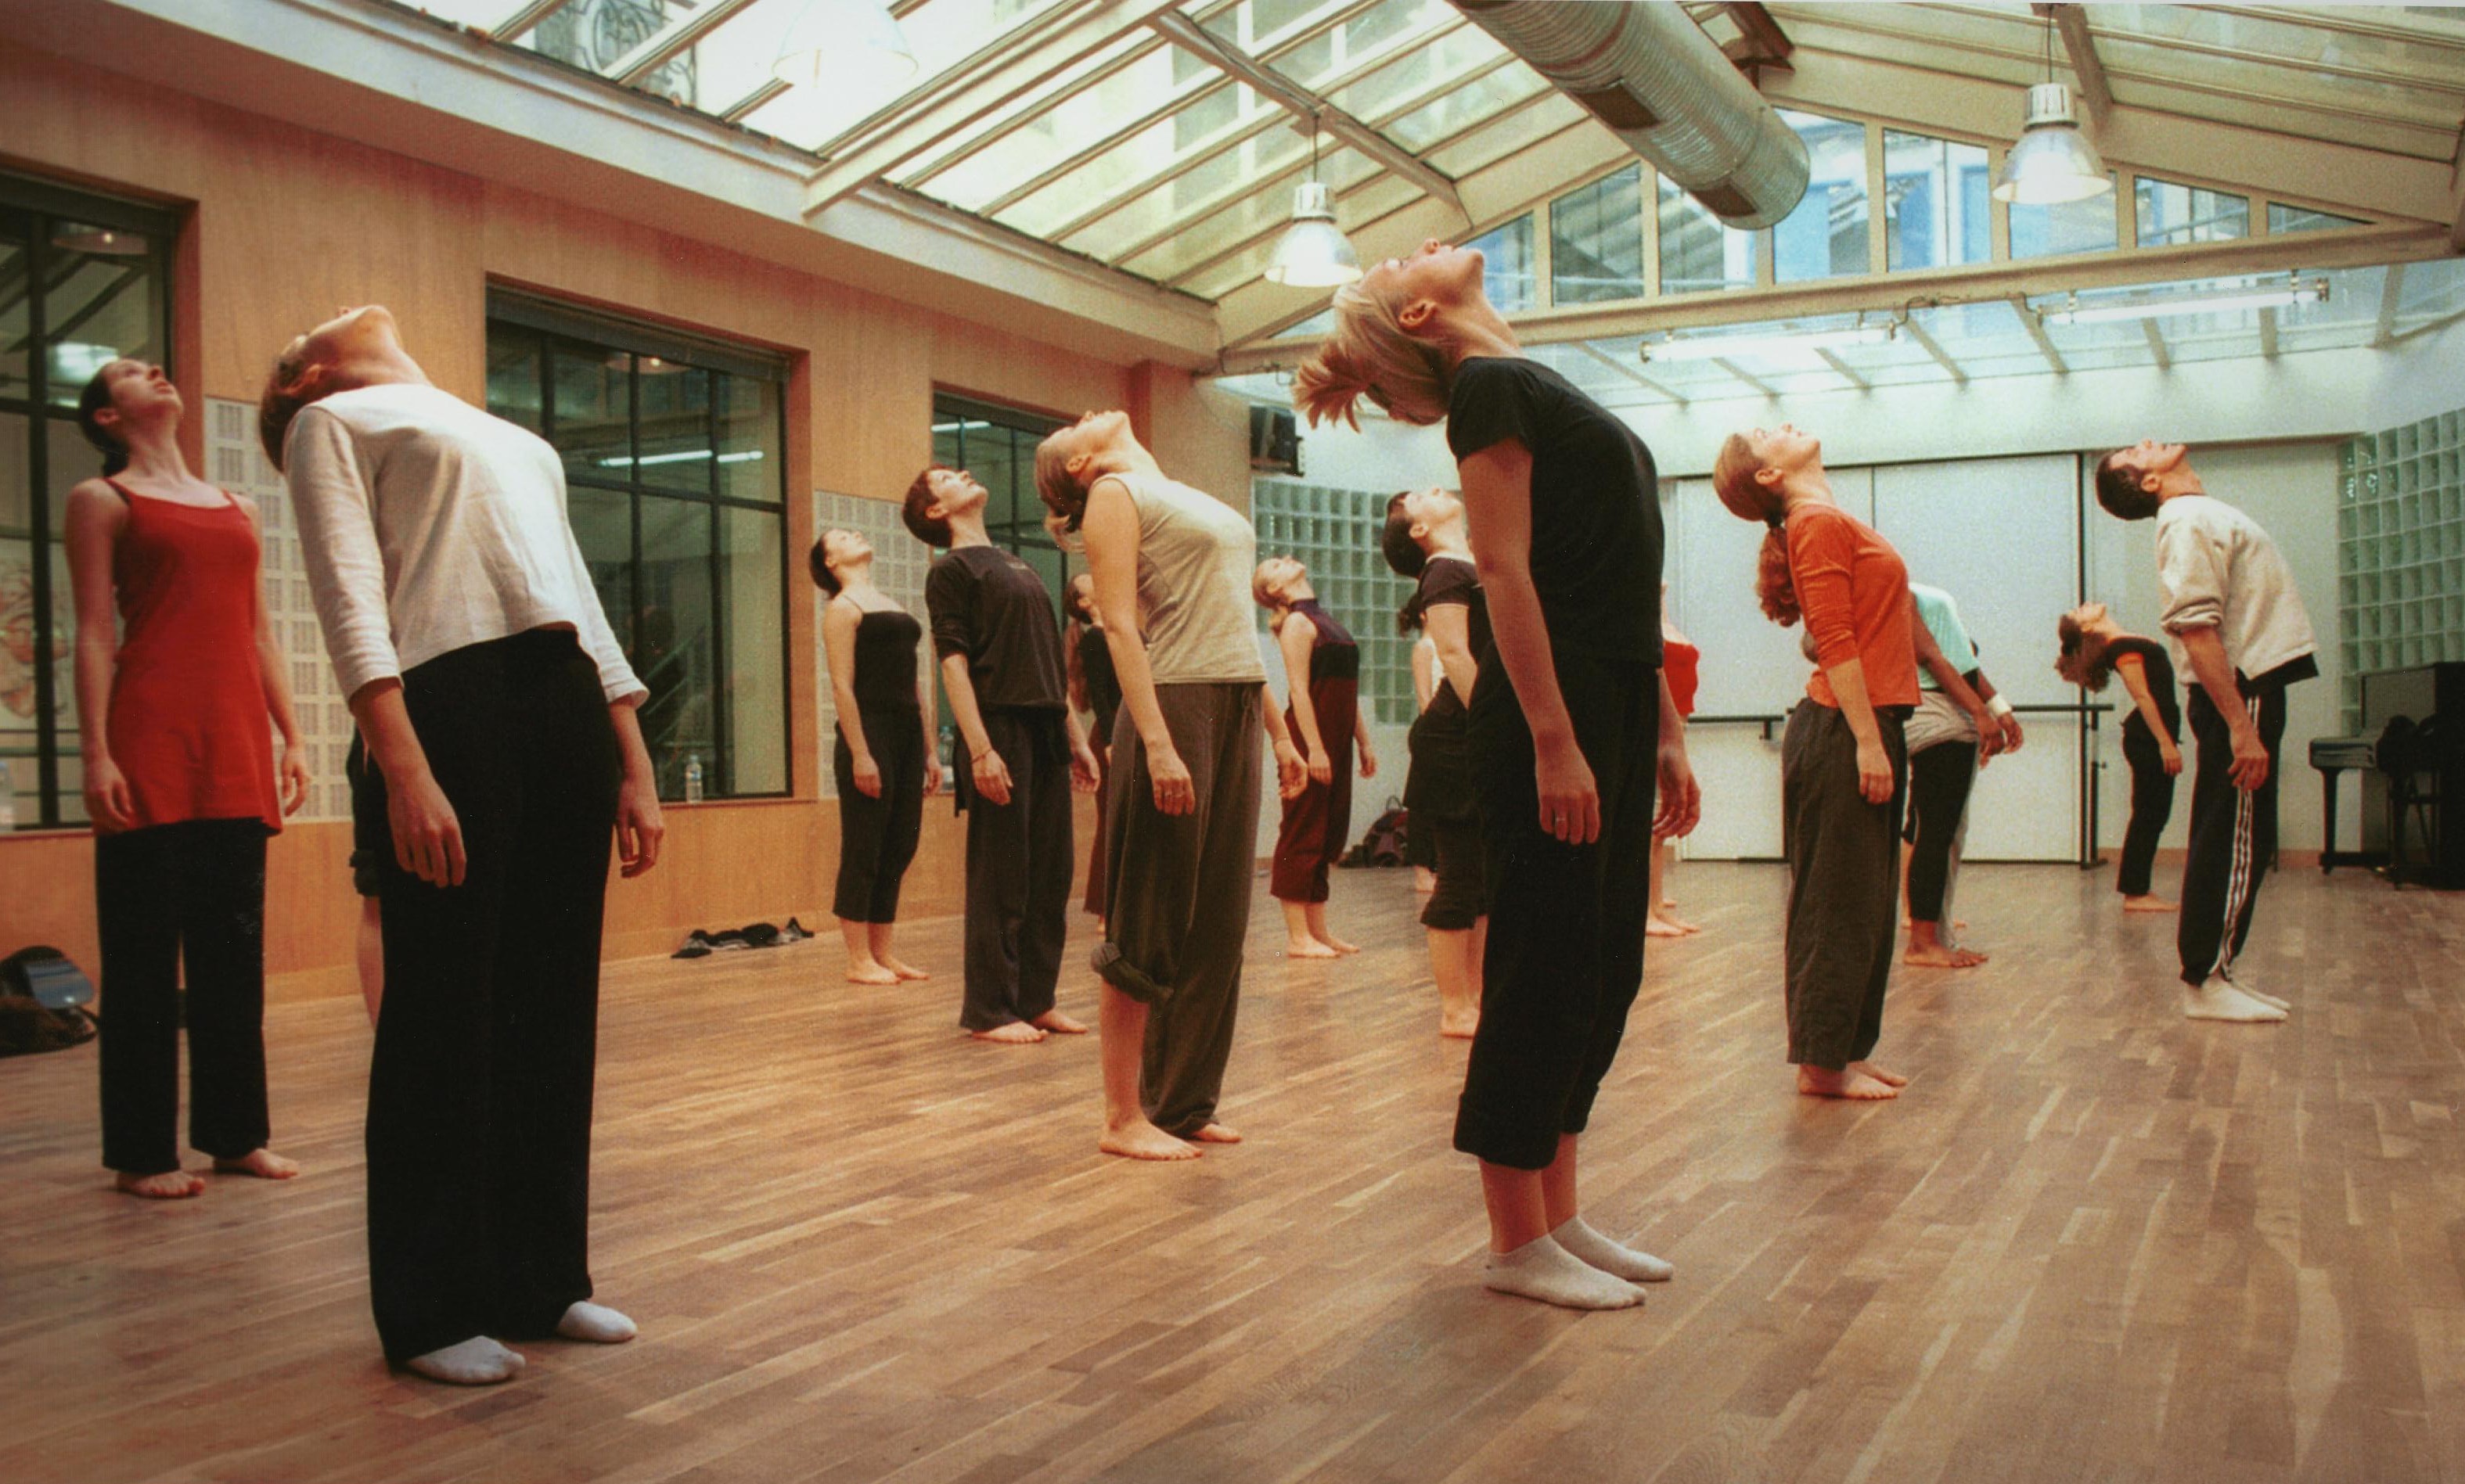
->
xmin=1710 ymin=431 xmax=1803 ymax=628
xmin=1032 ymin=430 xmax=1081 ymax=526
xmin=1291 ymin=278 xmax=1451 ymax=430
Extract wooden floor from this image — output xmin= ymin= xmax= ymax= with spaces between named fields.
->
xmin=3 ymin=862 xmax=2463 ymax=1484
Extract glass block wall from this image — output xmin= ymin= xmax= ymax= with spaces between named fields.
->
xmin=2338 ymin=406 xmax=2465 ymax=728
xmin=1250 ymin=477 xmax=1420 ymax=725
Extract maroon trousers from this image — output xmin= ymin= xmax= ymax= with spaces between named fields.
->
xmin=1271 ymin=676 xmax=1357 ymax=904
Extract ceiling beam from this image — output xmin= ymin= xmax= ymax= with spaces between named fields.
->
xmin=1722 ymin=2 xmax=1794 ymax=82
xmin=486 ymin=0 xmax=576 ymax=43
xmin=1761 ymin=49 xmax=2456 ymax=225
xmin=1815 ymin=347 xmax=1871 ymax=390
xmin=2257 ymin=306 xmax=2279 ymax=358
xmin=1711 ymin=358 xmax=1779 ymax=398
xmin=1218 ymin=119 xmax=1627 ymax=348
xmin=614 ymin=0 xmax=765 ymax=91
xmin=807 ymin=0 xmax=1189 ymax=212
xmin=722 ymin=78 xmax=790 ymax=124
xmin=2139 ymin=318 xmax=2172 ymax=371
xmin=2375 ymin=261 xmax=2409 ymax=347
xmin=2011 ymin=297 xmax=2069 ymax=374
xmin=1902 ymin=318 xmax=1969 ymax=386
xmin=1146 ymin=11 xmax=1466 ymax=220
xmin=2034 ymin=5 xmax=2112 ymax=125
xmin=1576 ymin=343 xmax=1689 ymax=406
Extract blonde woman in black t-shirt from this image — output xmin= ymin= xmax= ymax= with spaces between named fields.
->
xmin=1298 ymin=241 xmax=1701 ymax=1312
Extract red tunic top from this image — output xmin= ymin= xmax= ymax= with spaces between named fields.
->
xmin=102 ymin=481 xmax=281 ymax=835
xmin=1662 ymin=638 xmax=1700 ymax=720
xmin=1787 ymin=504 xmax=1919 ymax=710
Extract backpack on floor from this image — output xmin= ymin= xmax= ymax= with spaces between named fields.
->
xmin=0 ymin=947 xmax=99 ymax=1058
xmin=1341 ymin=800 xmax=1409 ymax=868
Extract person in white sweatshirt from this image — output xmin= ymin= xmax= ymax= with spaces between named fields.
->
xmin=2095 ymin=440 xmax=2317 ymax=1023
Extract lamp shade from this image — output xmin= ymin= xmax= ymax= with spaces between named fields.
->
xmin=775 ymin=0 xmax=918 ymax=90
xmin=1264 ymin=181 xmax=1362 ymax=289
xmin=1991 ymin=84 xmax=2112 ymax=206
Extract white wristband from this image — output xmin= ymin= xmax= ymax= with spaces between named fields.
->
xmin=1987 ymin=695 xmax=2014 ymax=720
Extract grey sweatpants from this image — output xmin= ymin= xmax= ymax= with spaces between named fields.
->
xmin=1780 ymin=699 xmax=1909 ymax=1069
xmin=1094 ymin=682 xmax=1263 ymax=1138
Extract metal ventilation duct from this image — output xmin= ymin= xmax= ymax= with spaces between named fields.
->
xmin=1453 ymin=0 xmax=1808 ymax=230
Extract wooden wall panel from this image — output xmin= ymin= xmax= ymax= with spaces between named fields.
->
xmin=0 ymin=45 xmax=1224 ymax=999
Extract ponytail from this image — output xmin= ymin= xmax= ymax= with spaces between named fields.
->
xmin=1711 ymin=431 xmax=1801 ymax=627
xmin=75 ymin=368 xmax=129 ymax=477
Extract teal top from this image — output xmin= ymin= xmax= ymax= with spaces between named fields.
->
xmin=1909 ymin=582 xmax=1977 ymax=690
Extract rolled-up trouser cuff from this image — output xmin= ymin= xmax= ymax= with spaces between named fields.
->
xmin=1091 ymin=942 xmax=1170 ymax=1006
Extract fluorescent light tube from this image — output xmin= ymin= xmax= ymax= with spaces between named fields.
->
xmin=1645 ymin=324 xmax=1894 ymax=362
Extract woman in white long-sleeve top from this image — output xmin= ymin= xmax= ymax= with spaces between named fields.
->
xmin=261 ymin=305 xmax=666 ymax=1386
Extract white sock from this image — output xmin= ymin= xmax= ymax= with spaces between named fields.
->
xmin=2221 ymin=970 xmax=2290 ymax=1011
xmin=405 ymin=1336 xmax=525 ymax=1385
xmin=1551 ymin=1215 xmax=1675 ymax=1283
xmin=556 ymin=1301 xmax=638 ymax=1343
xmin=2182 ymin=980 xmax=2287 ymax=1023
xmin=1482 ymin=1234 xmax=1646 ymax=1310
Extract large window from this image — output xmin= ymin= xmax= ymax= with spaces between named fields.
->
xmin=2 ymin=176 xmax=175 ymax=831
xmin=1773 ymin=111 xmax=1869 ymax=282
xmin=929 ymin=393 xmax=1077 ymax=739
xmin=1467 ymin=215 xmax=1537 ymax=312
xmin=2009 ymin=173 xmax=2120 ymax=258
xmin=1884 ymin=130 xmax=1991 ymax=271
xmin=484 ymin=293 xmax=789 ymax=803
xmin=1658 ymin=174 xmax=1758 ymax=294
xmin=1549 ymin=166 xmax=1645 ymax=304
xmin=2136 ymin=178 xmax=2248 ymax=247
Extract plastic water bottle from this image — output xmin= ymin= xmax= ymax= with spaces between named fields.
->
xmin=683 ymin=753 xmax=704 ymax=803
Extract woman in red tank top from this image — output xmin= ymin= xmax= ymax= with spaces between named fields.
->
xmin=1650 ymin=582 xmax=1702 ymax=940
xmin=65 ymin=359 xmax=310 ymax=1200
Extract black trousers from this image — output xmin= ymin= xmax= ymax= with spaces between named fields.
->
xmin=1781 ymin=700 xmax=1909 ymax=1069
xmin=1902 ymin=741 xmax=1975 ymax=923
xmin=364 ymin=630 xmax=621 ymax=1364
xmin=2178 ymin=681 xmax=2288 ymax=986
xmin=1454 ymin=653 xmax=1657 ymax=1172
xmin=2117 ymin=714 xmax=2177 ymax=898
xmin=1420 ymin=813 xmax=1485 ymax=931
xmin=960 ymin=707 xmax=1073 ymax=1032
xmin=95 ymin=817 xmax=272 ymax=1176
xmin=833 ymin=709 xmax=927 ymax=923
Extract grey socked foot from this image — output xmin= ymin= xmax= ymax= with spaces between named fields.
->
xmin=1551 ymin=1215 xmax=1674 ymax=1283
xmin=1482 ymin=1234 xmax=1647 ymax=1310
xmin=556 ymin=1302 xmax=637 ymax=1343
xmin=405 ymin=1337 xmax=526 ymax=1385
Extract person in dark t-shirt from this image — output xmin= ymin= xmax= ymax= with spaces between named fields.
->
xmin=1297 ymin=238 xmax=1701 ymax=1313
xmin=905 ymin=464 xmax=1099 ymax=1044
xmin=2058 ymin=602 xmax=2184 ymax=911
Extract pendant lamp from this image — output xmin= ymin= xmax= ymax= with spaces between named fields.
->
xmin=775 ymin=0 xmax=918 ymax=90
xmin=1992 ymin=15 xmax=2111 ymax=207
xmin=1265 ymin=123 xmax=1362 ymax=289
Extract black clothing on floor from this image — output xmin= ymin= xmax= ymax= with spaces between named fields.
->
xmin=926 ymin=546 xmax=1066 ymax=711
xmin=362 ymin=628 xmax=622 ymax=1364
xmin=1781 ymin=699 xmax=1909 ymax=1070
xmin=1453 ymin=653 xmax=1657 ymax=1171
xmin=95 ymin=817 xmax=272 ymax=1176
xmin=1445 ymin=358 xmax=1661 ymax=666
xmin=959 ymin=707 xmax=1074 ymax=1030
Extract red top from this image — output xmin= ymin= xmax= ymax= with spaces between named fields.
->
xmin=103 ymin=481 xmax=281 ymax=835
xmin=1662 ymin=638 xmax=1700 ymax=720
xmin=1788 ymin=504 xmax=1919 ymax=711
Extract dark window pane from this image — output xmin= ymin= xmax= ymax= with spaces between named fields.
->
xmin=0 ymin=534 xmax=45 ymax=828
xmin=973 ymin=424 xmax=1022 ymax=534
xmin=486 ymin=331 xmax=544 ymax=431
xmin=715 ymin=373 xmax=780 ymax=505
xmin=637 ymin=363 xmax=713 ymax=494
xmin=636 ymin=496 xmax=714 ymax=802
xmin=552 ymin=347 xmax=632 ymax=486
xmin=42 ymin=241 xmax=157 ymax=407
xmin=0 ymin=412 xmax=28 ymax=539
xmin=718 ymin=505 xmax=786 ymax=796
xmin=0 ymin=226 xmax=29 ymax=403
xmin=568 ymin=486 xmax=634 ymax=656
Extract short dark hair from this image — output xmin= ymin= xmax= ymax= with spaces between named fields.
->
xmin=257 ymin=343 xmax=316 ymax=473
xmin=76 ymin=367 xmax=129 ymax=478
xmin=808 ymin=532 xmax=844 ymax=597
xmin=1380 ymin=491 xmax=1425 ymax=580
xmin=902 ymin=465 xmax=953 ymax=547
xmin=2094 ymin=449 xmax=2161 ymax=522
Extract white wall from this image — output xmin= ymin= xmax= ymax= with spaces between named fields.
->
xmin=1275 ymin=324 xmax=2465 ymax=859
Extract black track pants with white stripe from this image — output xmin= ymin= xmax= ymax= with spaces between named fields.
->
xmin=2177 ymin=680 xmax=2288 ymax=988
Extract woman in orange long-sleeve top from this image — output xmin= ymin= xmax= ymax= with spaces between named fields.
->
xmin=1713 ymin=425 xmax=1998 ymax=1101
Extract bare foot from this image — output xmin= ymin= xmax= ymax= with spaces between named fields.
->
xmin=1440 ymin=1013 xmax=1480 ymax=1040
xmin=1904 ymin=943 xmax=1988 ymax=968
xmin=2122 ymin=895 xmax=2178 ymax=914
xmin=116 ymin=1170 xmax=203 ymax=1199
xmin=1100 ymin=1119 xmax=1202 ymax=1160
xmin=846 ymin=961 xmax=900 ymax=985
xmin=1286 ymin=939 xmax=1339 ymax=959
xmin=1322 ymin=935 xmax=1362 ymax=955
xmin=1848 ymin=1060 xmax=1909 ymax=1088
xmin=1189 ymin=1121 xmax=1242 ymax=1144
xmin=1031 ymin=1009 xmax=1089 ymax=1035
xmin=970 ymin=1022 xmax=1047 ymax=1044
xmin=1797 ymin=1065 xmax=1901 ymax=1100
xmin=883 ymin=957 xmax=933 ymax=980
xmin=1413 ymin=868 xmax=1437 ymax=894
xmin=1661 ymin=897 xmax=1677 ymax=909
xmin=213 ymin=1148 xmax=300 ymax=1180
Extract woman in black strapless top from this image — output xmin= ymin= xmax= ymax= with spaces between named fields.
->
xmin=1065 ymin=574 xmax=1123 ymax=915
xmin=814 ymin=529 xmax=941 ymax=983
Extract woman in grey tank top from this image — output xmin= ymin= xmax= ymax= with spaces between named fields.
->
xmin=1034 ymin=411 xmax=1305 ymax=1162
